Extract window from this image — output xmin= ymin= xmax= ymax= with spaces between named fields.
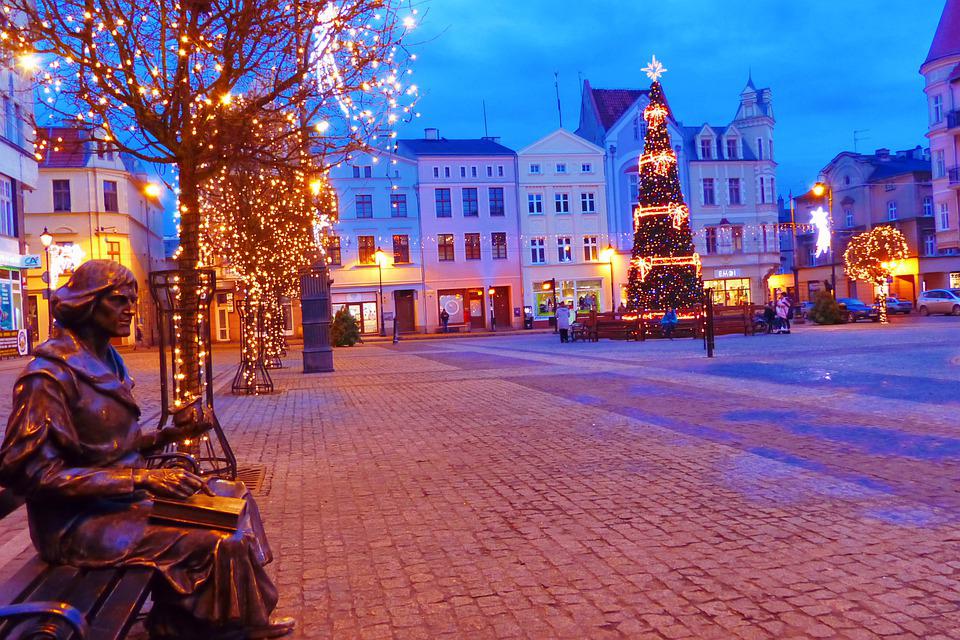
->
xmin=464 ymin=233 xmax=481 ymax=260
xmin=497 ymin=165 xmax=504 ymax=177
xmin=0 ymin=178 xmax=13 ymax=238
xmin=923 ymin=234 xmax=936 ymax=257
xmin=529 ymin=163 xmax=541 ymax=175
xmin=705 ymin=227 xmax=717 ymax=255
xmin=528 ymin=193 xmax=543 ymax=214
xmin=352 ymin=165 xmax=372 ymax=178
xmin=629 ymin=175 xmax=639 ymax=205
xmin=327 ymin=236 xmax=342 ymax=265
xmin=759 ymin=177 xmax=767 ymax=204
xmin=580 ymin=192 xmax=596 ymax=213
xmin=393 ymin=235 xmax=410 ymax=263
xmin=52 ymin=179 xmax=71 ymax=212
xmin=530 ymin=237 xmax=546 ymax=264
xmin=845 ymin=208 xmax=854 ymax=228
xmin=486 ymin=166 xmax=493 ymax=177
xmin=557 ymin=237 xmax=572 ymax=263
xmin=355 ymin=194 xmax=373 ymax=218
xmin=358 ymin=236 xmax=376 ymax=265
xmin=923 ymin=196 xmax=934 ymax=217
xmin=471 ymin=166 xmax=478 ymax=178
xmin=489 ymin=187 xmax=505 ymax=216
xmin=556 ymin=162 xmax=567 ymax=174
xmin=699 ymin=138 xmax=713 ymax=159
xmin=106 ymin=240 xmax=121 ymax=264
xmin=756 ymin=137 xmax=764 ymax=160
xmin=444 ymin=166 xmax=451 ymax=178
xmin=390 ymin=193 xmax=407 ymax=218
xmin=460 ymin=166 xmax=466 ymax=178
xmin=732 ymin=226 xmax=744 ymax=253
xmin=103 ymin=180 xmax=119 ymax=212
xmin=435 ymin=188 xmax=452 ymax=217
xmin=583 ymin=236 xmax=598 ymax=262
xmin=939 ymin=202 xmax=950 ymax=230
xmin=462 ymin=188 xmax=479 ymax=217
xmin=934 ymin=95 xmax=944 ymax=123
xmin=728 ymin=178 xmax=741 ymax=205
xmin=887 ymin=201 xmax=898 ymax=221
xmin=935 ymin=150 xmax=946 ymax=178
xmin=768 ymin=140 xmax=774 ymax=161
xmin=438 ymin=234 xmax=455 ymax=261
xmin=433 ymin=166 xmax=440 ymax=178
xmin=555 ymin=192 xmax=569 ymax=214
xmin=491 ymin=232 xmax=507 ymax=260
xmin=702 ymin=178 xmax=716 ymax=205
xmin=884 ymin=183 xmax=896 ymax=192
xmin=581 ymin=163 xmax=592 ymax=173
xmin=726 ymin=139 xmax=739 ymax=160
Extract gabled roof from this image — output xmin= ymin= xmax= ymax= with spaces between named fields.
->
xmin=587 ymin=87 xmax=650 ymax=130
xmin=396 ymin=138 xmax=515 ymax=158
xmin=517 ymin=128 xmax=605 ymax=156
xmin=925 ymin=0 xmax=960 ymax=67
xmin=681 ymin=125 xmax=758 ymax=161
xmin=41 ymin=127 xmax=91 ymax=168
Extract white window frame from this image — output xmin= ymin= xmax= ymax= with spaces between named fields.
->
xmin=702 ymin=178 xmax=715 ymax=205
xmin=887 ymin=201 xmax=897 ymax=221
xmin=939 ymin=202 xmax=950 ymax=230
xmin=923 ymin=196 xmax=934 ymax=217
xmin=0 ymin=177 xmax=13 ymax=237
xmin=726 ymin=138 xmax=739 ymax=160
xmin=583 ymin=236 xmax=598 ymax=262
xmin=555 ymin=192 xmax=570 ymax=214
xmin=529 ymin=163 xmax=541 ymax=175
xmin=530 ymin=237 xmax=546 ymax=264
xmin=935 ymin=151 xmax=946 ymax=179
xmin=528 ymin=193 xmax=543 ymax=214
xmin=934 ymin=94 xmax=944 ymax=123
xmin=845 ymin=209 xmax=854 ymax=228
xmin=581 ymin=162 xmax=592 ymax=173
xmin=557 ymin=237 xmax=572 ymax=263
xmin=699 ymin=137 xmax=713 ymax=160
xmin=555 ymin=162 xmax=567 ymax=174
xmin=580 ymin=192 xmax=596 ymax=213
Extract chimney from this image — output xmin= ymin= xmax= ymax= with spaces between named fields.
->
xmin=875 ymin=148 xmax=891 ymax=160
xmin=481 ymin=136 xmax=501 ymax=144
xmin=424 ymin=127 xmax=439 ymax=140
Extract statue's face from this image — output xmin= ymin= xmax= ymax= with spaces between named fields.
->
xmin=91 ymin=284 xmax=138 ymax=338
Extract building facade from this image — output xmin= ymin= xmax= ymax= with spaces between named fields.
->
xmin=23 ymin=128 xmax=166 ymax=345
xmin=922 ymin=0 xmax=960 ymax=255
xmin=517 ymin=129 xmax=613 ymax=325
xmin=397 ymin=131 xmax=523 ymax=332
xmin=682 ymin=79 xmax=780 ymax=306
xmin=0 ymin=45 xmax=38 ymax=337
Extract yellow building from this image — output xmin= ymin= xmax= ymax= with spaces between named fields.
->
xmin=23 ymin=128 xmax=167 ymax=346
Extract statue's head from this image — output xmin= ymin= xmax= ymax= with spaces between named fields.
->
xmin=51 ymin=260 xmax=138 ymax=338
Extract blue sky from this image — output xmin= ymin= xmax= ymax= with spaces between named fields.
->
xmin=397 ymin=0 xmax=945 ymax=198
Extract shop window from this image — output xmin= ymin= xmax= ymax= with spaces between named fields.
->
xmin=357 ymin=235 xmax=376 ymax=265
xmin=704 ymin=278 xmax=751 ymax=306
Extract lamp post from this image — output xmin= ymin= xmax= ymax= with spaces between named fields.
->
xmin=487 ymin=287 xmax=496 ymax=332
xmin=812 ymin=181 xmax=836 ymax=298
xmin=374 ymin=247 xmax=387 ymax=337
xmin=600 ymin=244 xmax=616 ymax=313
xmin=39 ymin=227 xmax=54 ymax=336
xmin=542 ymin=279 xmax=558 ymax=333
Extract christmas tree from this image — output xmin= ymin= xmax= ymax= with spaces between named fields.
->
xmin=626 ymin=57 xmax=703 ymax=312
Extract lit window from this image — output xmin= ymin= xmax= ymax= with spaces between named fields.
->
xmin=582 ymin=236 xmax=598 ymax=262
xmin=557 ymin=237 xmax=572 ymax=263
xmin=358 ymin=236 xmax=376 ymax=264
xmin=438 ymin=234 xmax=455 ymax=261
xmin=464 ymin=233 xmax=480 ymax=260
xmin=392 ymin=235 xmax=410 ymax=263
xmin=491 ymin=232 xmax=507 ymax=260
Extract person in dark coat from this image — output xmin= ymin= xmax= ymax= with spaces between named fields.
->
xmin=0 ymin=260 xmax=292 ymax=640
xmin=439 ymin=308 xmax=450 ymax=333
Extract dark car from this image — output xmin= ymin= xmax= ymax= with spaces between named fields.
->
xmin=885 ymin=296 xmax=913 ymax=314
xmin=838 ymin=298 xmax=880 ymax=322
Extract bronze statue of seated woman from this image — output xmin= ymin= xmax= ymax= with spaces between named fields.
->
xmin=0 ymin=260 xmax=293 ymax=640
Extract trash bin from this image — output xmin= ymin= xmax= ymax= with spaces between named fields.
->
xmin=523 ymin=306 xmax=534 ymax=329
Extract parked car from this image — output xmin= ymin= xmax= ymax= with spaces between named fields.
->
xmin=800 ymin=301 xmax=815 ymax=319
xmin=837 ymin=298 xmax=880 ymax=322
xmin=885 ymin=297 xmax=913 ymax=314
xmin=917 ymin=289 xmax=960 ymax=316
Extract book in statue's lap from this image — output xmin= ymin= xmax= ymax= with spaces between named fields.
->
xmin=150 ymin=493 xmax=246 ymax=531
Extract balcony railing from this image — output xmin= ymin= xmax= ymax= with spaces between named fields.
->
xmin=949 ymin=167 xmax=960 ymax=188
xmin=947 ymin=110 xmax=960 ymax=130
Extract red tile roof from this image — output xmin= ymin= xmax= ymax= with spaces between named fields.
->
xmin=40 ymin=127 xmax=91 ymax=168
xmin=925 ymin=0 xmax=960 ymax=67
xmin=589 ymin=88 xmax=649 ymax=129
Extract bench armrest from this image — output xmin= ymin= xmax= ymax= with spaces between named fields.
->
xmin=0 ymin=601 xmax=89 ymax=639
xmin=144 ymin=452 xmax=201 ymax=474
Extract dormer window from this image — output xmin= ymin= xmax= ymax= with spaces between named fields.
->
xmin=699 ymin=138 xmax=714 ymax=160
xmin=726 ymin=139 xmax=739 ymax=160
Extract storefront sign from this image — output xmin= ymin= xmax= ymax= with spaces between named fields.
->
xmin=950 ymin=272 xmax=960 ymax=288
xmin=224 ymin=292 xmax=235 ymax=312
xmin=0 ymin=252 xmax=41 ymax=269
xmin=0 ymin=329 xmax=28 ymax=358
xmin=716 ymin=268 xmax=741 ymax=279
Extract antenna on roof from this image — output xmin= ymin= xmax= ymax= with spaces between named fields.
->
xmin=854 ymin=129 xmax=870 ymax=153
xmin=554 ymin=71 xmax=563 ymax=129
xmin=482 ymin=100 xmax=489 ymax=138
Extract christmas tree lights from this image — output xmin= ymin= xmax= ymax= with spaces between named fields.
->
xmin=626 ymin=58 xmax=703 ymax=313
xmin=843 ymin=226 xmax=908 ymax=324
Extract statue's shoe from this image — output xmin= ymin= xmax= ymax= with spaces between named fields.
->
xmin=246 ymin=617 xmax=296 ymax=639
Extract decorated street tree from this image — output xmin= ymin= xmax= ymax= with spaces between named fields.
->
xmin=0 ymin=0 xmax=418 ymax=405
xmin=626 ymin=57 xmax=703 ymax=313
xmin=844 ymin=226 xmax=909 ymax=324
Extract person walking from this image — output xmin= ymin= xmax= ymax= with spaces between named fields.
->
xmin=439 ymin=308 xmax=450 ymax=333
xmin=660 ymin=308 xmax=679 ymax=339
xmin=775 ymin=295 xmax=790 ymax=334
xmin=556 ymin=301 xmax=572 ymax=343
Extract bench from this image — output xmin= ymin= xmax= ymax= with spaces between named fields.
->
xmin=594 ymin=314 xmax=639 ymax=341
xmin=438 ymin=323 xmax=466 ymax=334
xmin=638 ymin=308 xmax=703 ymax=341
xmin=570 ymin=312 xmax=599 ymax=343
xmin=0 ymin=453 xmax=199 ymax=639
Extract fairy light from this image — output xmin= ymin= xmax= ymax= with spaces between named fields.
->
xmin=843 ymin=225 xmax=908 ymax=325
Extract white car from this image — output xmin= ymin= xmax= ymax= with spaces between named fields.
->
xmin=917 ymin=289 xmax=960 ymax=316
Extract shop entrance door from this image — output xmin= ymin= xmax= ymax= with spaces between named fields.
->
xmin=492 ymin=287 xmax=511 ymax=328
xmin=343 ymin=302 xmax=379 ymax=334
xmin=467 ymin=289 xmax=485 ymax=329
xmin=394 ymin=290 xmax=416 ymax=332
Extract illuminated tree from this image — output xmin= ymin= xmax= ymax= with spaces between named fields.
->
xmin=1 ymin=0 xmax=417 ymax=400
xmin=844 ymin=226 xmax=909 ymax=324
xmin=626 ymin=57 xmax=703 ymax=312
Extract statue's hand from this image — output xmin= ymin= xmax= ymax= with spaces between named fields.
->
xmin=172 ymin=402 xmax=213 ymax=440
xmin=134 ymin=469 xmax=205 ymax=499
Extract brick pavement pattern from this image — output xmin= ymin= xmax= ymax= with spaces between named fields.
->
xmin=5 ymin=319 xmax=960 ymax=639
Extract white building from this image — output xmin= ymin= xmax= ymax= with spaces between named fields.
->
xmin=517 ymin=129 xmax=613 ymax=325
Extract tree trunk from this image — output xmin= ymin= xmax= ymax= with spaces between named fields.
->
xmin=175 ymin=161 xmax=203 ymax=403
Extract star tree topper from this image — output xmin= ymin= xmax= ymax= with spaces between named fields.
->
xmin=642 ymin=55 xmax=667 ymax=82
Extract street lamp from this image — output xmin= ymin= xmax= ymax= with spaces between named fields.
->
xmin=374 ymin=246 xmax=387 ymax=336
xmin=542 ymin=279 xmax=558 ymax=333
xmin=39 ymin=227 xmax=54 ymax=336
xmin=487 ymin=287 xmax=496 ymax=332
xmin=600 ymin=244 xmax=616 ymax=313
xmin=813 ymin=180 xmax=836 ymax=298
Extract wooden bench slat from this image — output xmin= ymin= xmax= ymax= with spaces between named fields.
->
xmin=85 ymin=569 xmax=152 ymax=640
xmin=2 ymin=565 xmax=81 ymax=639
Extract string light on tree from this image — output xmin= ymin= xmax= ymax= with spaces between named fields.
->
xmin=843 ymin=225 xmax=908 ymax=324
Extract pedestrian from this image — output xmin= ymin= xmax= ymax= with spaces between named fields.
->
xmin=134 ymin=321 xmax=145 ymax=350
xmin=783 ymin=294 xmax=794 ymax=332
xmin=439 ymin=308 xmax=450 ymax=333
xmin=775 ymin=295 xmax=790 ymax=334
xmin=617 ymin=302 xmax=627 ymax=316
xmin=660 ymin=308 xmax=679 ymax=339
xmin=763 ymin=301 xmax=776 ymax=334
xmin=556 ymin=301 xmax=571 ymax=343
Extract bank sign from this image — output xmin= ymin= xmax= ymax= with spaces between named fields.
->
xmin=0 ymin=252 xmax=41 ymax=269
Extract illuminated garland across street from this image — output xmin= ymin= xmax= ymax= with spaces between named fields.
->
xmin=631 ymin=254 xmax=703 ymax=283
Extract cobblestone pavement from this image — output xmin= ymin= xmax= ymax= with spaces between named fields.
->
xmin=6 ymin=318 xmax=960 ymax=639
